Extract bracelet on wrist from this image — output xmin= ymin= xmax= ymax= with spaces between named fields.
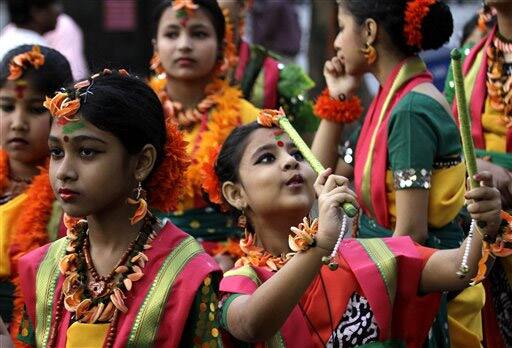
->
xmin=314 ymin=88 xmax=363 ymax=123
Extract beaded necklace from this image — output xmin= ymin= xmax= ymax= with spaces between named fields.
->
xmin=486 ymin=31 xmax=512 ymax=127
xmin=47 ymin=215 xmax=159 ymax=348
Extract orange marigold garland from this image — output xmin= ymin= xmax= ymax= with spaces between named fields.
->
xmin=7 ymin=167 xmax=55 ymax=347
xmin=7 ymin=45 xmax=45 ymax=81
xmin=0 ymin=150 xmax=9 ymax=194
xmin=403 ymin=0 xmax=436 ymax=49
xmin=314 ymin=88 xmax=363 ymax=123
xmin=235 ymin=217 xmax=318 ymax=272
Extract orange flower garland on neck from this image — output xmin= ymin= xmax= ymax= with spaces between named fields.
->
xmin=235 ymin=217 xmax=319 ymax=272
xmin=0 ymin=151 xmax=55 ymax=347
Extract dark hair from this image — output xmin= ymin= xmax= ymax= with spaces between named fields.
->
xmin=7 ymin=0 xmax=56 ymax=26
xmin=0 ymin=45 xmax=73 ymax=95
xmin=152 ymin=0 xmax=226 ymax=46
xmin=341 ymin=0 xmax=453 ymax=55
xmin=77 ymin=72 xmax=167 ymax=173
xmin=215 ymin=122 xmax=262 ymax=186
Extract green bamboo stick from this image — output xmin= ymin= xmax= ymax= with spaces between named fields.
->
xmin=258 ymin=110 xmax=358 ymax=218
xmin=451 ymin=49 xmax=478 ymax=189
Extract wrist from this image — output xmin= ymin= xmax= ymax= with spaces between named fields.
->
xmin=314 ymin=88 xmax=363 ymax=124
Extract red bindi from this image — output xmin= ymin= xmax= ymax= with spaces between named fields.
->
xmin=277 ymin=140 xmax=284 ymax=147
xmin=63 ymin=136 xmax=69 ymax=142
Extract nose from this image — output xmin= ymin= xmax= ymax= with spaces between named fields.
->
xmin=333 ymin=32 xmax=342 ymax=51
xmin=177 ymin=32 xmax=192 ymax=51
xmin=282 ymin=153 xmax=299 ymax=171
xmin=10 ymin=107 xmax=29 ymax=132
xmin=54 ymin=155 xmax=78 ymax=183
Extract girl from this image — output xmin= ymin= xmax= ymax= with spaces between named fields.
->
xmin=0 ymin=44 xmax=72 ymax=344
xmin=16 ymin=70 xmax=220 ymax=347
xmin=150 ymin=0 xmax=259 ymax=262
xmin=206 ymin=121 xmax=503 ymax=347
xmin=217 ymin=0 xmax=319 ymax=136
xmin=444 ymin=1 xmax=512 ymax=346
xmin=310 ymin=1 xmax=480 ymax=346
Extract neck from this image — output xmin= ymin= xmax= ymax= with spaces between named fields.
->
xmin=86 ymin=202 xmax=141 ymax=254
xmin=9 ymin=158 xmax=43 ymax=181
xmin=165 ymin=76 xmax=213 ymax=109
xmin=251 ymin=211 xmax=305 ymax=256
xmin=371 ymin=48 xmax=409 ymax=87
xmin=497 ymin=6 xmax=512 ymax=40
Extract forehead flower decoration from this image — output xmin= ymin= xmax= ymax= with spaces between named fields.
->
xmin=172 ymin=0 xmax=198 ymax=23
xmin=8 ymin=45 xmax=45 ymax=80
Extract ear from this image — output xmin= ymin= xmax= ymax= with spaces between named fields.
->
xmin=362 ymin=18 xmax=378 ymax=45
xmin=221 ymin=181 xmax=247 ymax=211
xmin=134 ymin=144 xmax=158 ymax=182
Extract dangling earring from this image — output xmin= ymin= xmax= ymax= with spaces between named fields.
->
xmin=361 ymin=43 xmax=377 ymax=65
xmin=150 ymin=51 xmax=166 ymax=76
xmin=127 ymin=182 xmax=149 ymax=225
xmin=238 ymin=209 xmax=247 ymax=231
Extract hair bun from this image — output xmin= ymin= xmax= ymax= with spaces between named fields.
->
xmin=419 ymin=1 xmax=453 ymax=50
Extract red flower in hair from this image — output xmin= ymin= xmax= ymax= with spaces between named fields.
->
xmin=404 ymin=0 xmax=436 ymax=49
xmin=201 ymin=144 xmax=224 ymax=207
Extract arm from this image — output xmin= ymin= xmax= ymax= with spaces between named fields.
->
xmin=225 ymin=172 xmax=358 ymax=342
xmin=394 ymin=189 xmax=429 ymax=243
xmin=311 ymin=57 xmax=361 ymax=177
xmin=420 ymin=172 xmax=501 ymax=293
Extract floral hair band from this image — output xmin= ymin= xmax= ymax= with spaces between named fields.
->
xmin=43 ymin=68 xmax=130 ymax=125
xmin=8 ymin=45 xmax=45 ymax=81
xmin=404 ymin=0 xmax=436 ymax=49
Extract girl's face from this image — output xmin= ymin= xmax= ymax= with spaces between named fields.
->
xmin=333 ymin=6 xmax=367 ymax=76
xmin=155 ymin=7 xmax=219 ymax=81
xmin=236 ymin=128 xmax=316 ymax=218
xmin=0 ymin=80 xmax=51 ymax=165
xmin=48 ymin=118 xmax=138 ymax=218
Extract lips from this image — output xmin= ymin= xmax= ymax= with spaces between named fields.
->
xmin=7 ymin=137 xmax=29 ymax=145
xmin=175 ymin=57 xmax=196 ymax=66
xmin=285 ymin=174 xmax=305 ymax=187
xmin=58 ymin=188 xmax=79 ymax=202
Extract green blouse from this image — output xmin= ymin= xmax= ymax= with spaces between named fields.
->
xmin=343 ymin=92 xmax=465 ymax=249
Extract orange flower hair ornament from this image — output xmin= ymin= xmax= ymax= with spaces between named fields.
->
xmin=172 ymin=0 xmax=198 ymax=20
xmin=201 ymin=144 xmax=227 ymax=208
xmin=7 ymin=45 xmax=45 ymax=81
xmin=404 ymin=0 xmax=436 ymax=49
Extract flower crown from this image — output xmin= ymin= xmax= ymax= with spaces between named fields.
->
xmin=44 ymin=68 xmax=190 ymax=212
xmin=403 ymin=0 xmax=436 ymax=49
xmin=7 ymin=45 xmax=45 ymax=80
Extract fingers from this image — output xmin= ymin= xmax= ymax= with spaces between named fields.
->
xmin=323 ymin=57 xmax=345 ymax=76
xmin=314 ymin=168 xmax=333 ymax=196
xmin=467 ymin=198 xmax=501 ymax=215
xmin=319 ymin=185 xmax=359 ymax=208
xmin=321 ymin=174 xmax=349 ymax=195
xmin=473 ymin=171 xmax=494 ymax=187
xmin=465 ymin=185 xmax=501 ymax=202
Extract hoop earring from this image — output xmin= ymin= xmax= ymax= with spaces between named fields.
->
xmin=127 ymin=182 xmax=149 ymax=225
xmin=361 ymin=43 xmax=377 ymax=65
